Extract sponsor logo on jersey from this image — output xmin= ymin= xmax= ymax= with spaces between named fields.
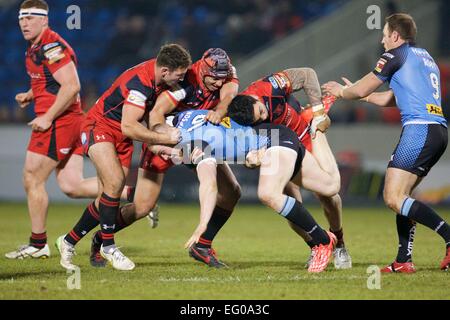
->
xmin=44 ymin=46 xmax=65 ymax=64
xmin=220 ymin=117 xmax=231 ymax=129
xmin=273 ymin=74 xmax=288 ymax=89
xmin=426 ymin=104 xmax=443 ymax=116
xmin=43 ymin=42 xmax=60 ymax=51
xmin=59 ymin=148 xmax=71 ymax=155
xmin=268 ymin=76 xmax=279 ymax=89
xmin=375 ymin=58 xmax=387 ymax=73
xmin=81 ymin=132 xmax=87 ymax=145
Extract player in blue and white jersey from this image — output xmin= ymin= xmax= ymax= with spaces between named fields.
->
xmin=178 ymin=109 xmax=341 ymax=272
xmin=322 ymin=13 xmax=450 ymax=272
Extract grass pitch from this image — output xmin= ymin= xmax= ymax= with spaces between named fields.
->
xmin=0 ymin=202 xmax=448 ymax=300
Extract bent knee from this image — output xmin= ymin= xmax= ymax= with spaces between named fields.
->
xmin=258 ymin=189 xmax=279 ymax=210
xmin=134 ymin=201 xmax=156 ymax=219
xmin=383 ymin=191 xmax=402 ymax=213
xmin=58 ymin=182 xmax=81 ymax=199
xmin=229 ymin=183 xmax=242 ymax=202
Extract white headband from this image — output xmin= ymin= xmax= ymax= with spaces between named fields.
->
xmin=18 ymin=8 xmax=48 ymax=19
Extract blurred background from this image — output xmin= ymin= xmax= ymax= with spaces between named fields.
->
xmin=0 ymin=0 xmax=449 ymax=205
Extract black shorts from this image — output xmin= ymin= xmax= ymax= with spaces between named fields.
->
xmin=388 ymin=123 xmax=448 ymax=177
xmin=253 ymin=123 xmax=305 ymax=177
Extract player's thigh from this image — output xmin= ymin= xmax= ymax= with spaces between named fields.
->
xmin=88 ymin=142 xmax=125 ymax=193
xmin=292 ymin=150 xmax=339 ymax=197
xmin=258 ymin=147 xmax=297 ymax=200
xmin=133 ymin=168 xmax=164 ymax=217
xmin=23 ymin=151 xmax=59 ymax=184
xmin=55 ymin=153 xmax=84 ymax=185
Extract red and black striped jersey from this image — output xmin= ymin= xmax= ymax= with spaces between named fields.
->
xmin=164 ymin=59 xmax=239 ymax=112
xmin=87 ymin=59 xmax=169 ymax=131
xmin=242 ymin=72 xmax=309 ymax=139
xmin=25 ymin=27 xmax=82 ymax=116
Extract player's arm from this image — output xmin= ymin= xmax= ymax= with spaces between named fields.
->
xmin=283 ymin=68 xmax=322 ymax=106
xmin=323 ymin=50 xmax=402 ymax=100
xmin=365 ymin=90 xmax=396 ymax=107
xmin=341 ymin=77 xmax=396 ymax=107
xmin=206 ymin=80 xmax=239 ymax=124
xmin=28 ymin=62 xmax=80 ymax=132
xmin=122 ymin=103 xmax=180 ymax=145
xmin=327 ymin=72 xmax=384 ymax=100
xmin=185 ymin=155 xmax=218 ymax=249
xmin=149 ymin=89 xmax=183 ymax=129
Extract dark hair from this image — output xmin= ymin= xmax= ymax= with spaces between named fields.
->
xmin=20 ymin=0 xmax=48 ymax=10
xmin=385 ymin=13 xmax=417 ymax=44
xmin=228 ymin=95 xmax=258 ymax=125
xmin=156 ymin=44 xmax=192 ymax=71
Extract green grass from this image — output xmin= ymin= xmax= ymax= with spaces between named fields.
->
xmin=0 ymin=202 xmax=449 ymax=300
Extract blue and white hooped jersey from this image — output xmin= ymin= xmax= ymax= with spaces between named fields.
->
xmin=174 ymin=110 xmax=268 ymax=162
xmin=373 ymin=43 xmax=446 ymax=127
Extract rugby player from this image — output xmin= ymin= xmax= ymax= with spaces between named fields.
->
xmin=226 ymin=68 xmax=352 ymax=269
xmin=179 ymin=109 xmax=339 ymax=273
xmin=56 ymin=44 xmax=191 ymax=271
xmin=6 ymin=0 xmax=100 ymax=259
xmin=322 ymin=13 xmax=450 ymax=272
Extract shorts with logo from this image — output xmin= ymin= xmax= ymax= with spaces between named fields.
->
xmin=139 ymin=143 xmax=174 ymax=173
xmin=27 ymin=112 xmax=84 ymax=161
xmin=80 ymin=117 xmax=134 ymax=168
xmin=388 ymin=123 xmax=448 ymax=177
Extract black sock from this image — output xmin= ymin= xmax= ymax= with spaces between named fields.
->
xmin=99 ymin=193 xmax=120 ymax=248
xmin=93 ymin=207 xmax=133 ymax=246
xmin=395 ymin=215 xmax=416 ymax=263
xmin=280 ymin=197 xmax=329 ymax=246
xmin=65 ymin=202 xmax=100 ymax=246
xmin=403 ymin=198 xmax=450 ymax=249
xmin=198 ymin=206 xmax=232 ymax=248
xmin=330 ymin=228 xmax=344 ymax=247
xmin=306 ymin=240 xmax=315 ymax=248
xmin=29 ymin=231 xmax=47 ymax=249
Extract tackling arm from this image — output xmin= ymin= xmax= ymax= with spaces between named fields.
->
xmin=122 ymin=104 xmax=180 ymax=145
xmin=284 ymin=68 xmax=322 ymax=106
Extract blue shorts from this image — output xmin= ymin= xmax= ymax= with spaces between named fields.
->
xmin=388 ymin=124 xmax=448 ymax=177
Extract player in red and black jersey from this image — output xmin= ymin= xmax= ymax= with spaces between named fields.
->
xmin=55 ymin=44 xmax=192 ymax=271
xmin=5 ymin=0 xmax=105 ymax=260
xmin=227 ymin=68 xmax=352 ymax=269
xmin=83 ymin=48 xmax=241 ymax=268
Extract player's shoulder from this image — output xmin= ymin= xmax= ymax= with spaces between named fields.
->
xmin=41 ymin=28 xmax=68 ymax=48
xmin=126 ymin=59 xmax=157 ymax=87
xmin=381 ymin=43 xmax=410 ymax=62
